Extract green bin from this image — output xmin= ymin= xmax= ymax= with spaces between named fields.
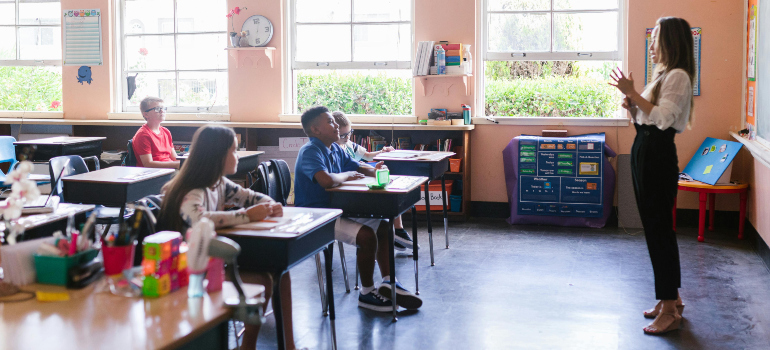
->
xmin=34 ymin=249 xmax=99 ymax=286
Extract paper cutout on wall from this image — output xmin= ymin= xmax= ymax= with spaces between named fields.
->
xmin=76 ymin=66 xmax=92 ymax=85
xmin=127 ymin=74 xmax=138 ymax=100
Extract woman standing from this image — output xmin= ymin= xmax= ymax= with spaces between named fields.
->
xmin=610 ymin=17 xmax=695 ymax=335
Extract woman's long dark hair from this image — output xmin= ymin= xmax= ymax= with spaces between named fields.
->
xmin=160 ymin=125 xmax=236 ymax=232
xmin=650 ymin=17 xmax=696 ymax=127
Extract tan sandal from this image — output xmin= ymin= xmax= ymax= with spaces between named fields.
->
xmin=643 ymin=312 xmax=682 ymax=335
xmin=643 ymin=302 xmax=685 ymax=319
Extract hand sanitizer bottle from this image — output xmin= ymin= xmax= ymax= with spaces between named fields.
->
xmin=463 ymin=44 xmax=472 ymax=74
xmin=436 ymin=45 xmax=446 ymax=75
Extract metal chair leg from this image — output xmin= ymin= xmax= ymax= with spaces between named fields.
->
xmin=354 ymin=248 xmax=360 ymax=290
xmin=315 ymin=253 xmax=328 ymax=316
xmin=337 ymin=241 xmax=350 ymax=293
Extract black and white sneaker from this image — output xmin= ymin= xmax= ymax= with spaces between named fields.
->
xmin=378 ymin=281 xmax=422 ymax=310
xmin=358 ymin=290 xmax=394 ymax=312
xmin=394 ymin=229 xmax=420 ymax=250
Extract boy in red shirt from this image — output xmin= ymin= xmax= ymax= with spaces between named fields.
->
xmin=132 ymin=97 xmax=180 ymax=169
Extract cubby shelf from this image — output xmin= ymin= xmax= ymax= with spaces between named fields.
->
xmin=414 ymin=74 xmax=473 ymax=96
xmin=225 ymin=47 xmax=276 ymax=68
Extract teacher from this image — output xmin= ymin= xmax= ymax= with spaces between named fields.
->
xmin=610 ymin=16 xmax=695 ymax=335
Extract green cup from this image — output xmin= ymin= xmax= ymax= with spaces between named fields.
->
xmin=376 ymin=168 xmax=390 ymax=186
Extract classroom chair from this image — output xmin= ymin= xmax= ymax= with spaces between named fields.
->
xmin=0 ymin=136 xmax=50 ymax=188
xmin=122 ymin=139 xmax=137 ymax=167
xmin=49 ymin=155 xmax=133 ymax=236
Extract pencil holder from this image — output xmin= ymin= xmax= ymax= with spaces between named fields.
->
xmin=34 ymin=249 xmax=99 ymax=286
xmin=102 ymin=241 xmax=137 ymax=276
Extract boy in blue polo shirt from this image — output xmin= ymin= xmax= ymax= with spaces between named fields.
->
xmin=295 ymin=106 xmax=422 ymax=312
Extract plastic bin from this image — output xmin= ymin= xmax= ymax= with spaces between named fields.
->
xmin=416 ymin=180 xmax=454 ymax=211
xmin=449 ymin=195 xmax=462 ymax=212
xmin=449 ymin=158 xmax=462 ymax=172
xmin=34 ymin=249 xmax=99 ymax=286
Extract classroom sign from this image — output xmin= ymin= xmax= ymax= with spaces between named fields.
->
xmin=517 ymin=133 xmax=605 ymax=218
xmin=682 ymin=137 xmax=743 ymax=185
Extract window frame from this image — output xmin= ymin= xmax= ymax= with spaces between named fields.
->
xmin=115 ymin=0 xmax=229 ymax=114
xmin=286 ymin=0 xmax=414 ymax=116
xmin=0 ymin=0 xmax=62 ymax=66
xmin=479 ymin=0 xmax=628 ymax=122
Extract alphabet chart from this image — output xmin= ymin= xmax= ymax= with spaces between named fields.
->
xmin=645 ymin=27 xmax=701 ymax=96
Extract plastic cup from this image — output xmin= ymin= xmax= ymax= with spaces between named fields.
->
xmin=188 ymin=272 xmax=206 ymax=298
xmin=376 ymin=168 xmax=390 ymax=186
xmin=102 ymin=241 xmax=137 ymax=276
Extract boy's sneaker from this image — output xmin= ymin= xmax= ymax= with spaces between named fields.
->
xmin=394 ymin=229 xmax=419 ymax=250
xmin=358 ymin=290 xmax=394 ymax=312
xmin=378 ymin=281 xmax=423 ymax=310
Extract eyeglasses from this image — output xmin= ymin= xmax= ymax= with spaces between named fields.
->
xmin=340 ymin=129 xmax=354 ymax=139
xmin=144 ymin=106 xmax=167 ymax=113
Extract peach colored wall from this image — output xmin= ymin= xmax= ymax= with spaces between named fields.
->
xmin=61 ymin=0 xmax=113 ymax=119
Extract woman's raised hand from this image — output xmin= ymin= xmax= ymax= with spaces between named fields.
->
xmin=609 ymin=68 xmax=636 ymax=96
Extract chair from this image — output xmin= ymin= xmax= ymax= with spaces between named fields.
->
xmin=0 ymin=136 xmax=50 ymax=188
xmin=131 ymin=194 xmax=163 ymax=265
xmin=123 ymin=139 xmax=137 ymax=167
xmin=49 ymin=155 xmax=132 ymax=236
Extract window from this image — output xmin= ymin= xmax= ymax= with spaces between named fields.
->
xmin=290 ymin=0 xmax=412 ymax=115
xmin=0 ymin=0 xmax=62 ymax=112
xmin=483 ymin=0 xmax=623 ymax=118
xmin=118 ymin=0 xmax=228 ymax=113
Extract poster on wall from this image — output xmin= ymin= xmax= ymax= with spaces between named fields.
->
xmin=63 ymin=9 xmax=103 ymax=66
xmin=517 ymin=134 xmax=605 ymax=218
xmin=645 ymin=27 xmax=701 ymax=96
xmin=749 ymin=5 xmax=758 ymax=81
xmin=749 ymin=86 xmax=755 ymax=117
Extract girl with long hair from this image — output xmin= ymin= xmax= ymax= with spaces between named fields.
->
xmin=160 ymin=125 xmax=298 ymax=349
xmin=610 ymin=17 xmax=695 ymax=335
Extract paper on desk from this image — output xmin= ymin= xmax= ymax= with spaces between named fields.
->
xmin=0 ymin=237 xmax=55 ymax=286
xmin=342 ymin=177 xmax=377 ymax=186
xmin=230 ymin=216 xmax=291 ymax=230
xmin=119 ymin=169 xmax=162 ymax=180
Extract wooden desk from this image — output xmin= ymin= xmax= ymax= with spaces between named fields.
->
xmin=326 ymin=175 xmax=427 ymax=321
xmin=1 ymin=204 xmax=94 ymax=243
xmin=14 ymin=136 xmax=106 ymax=163
xmin=0 ymin=281 xmax=264 ymax=350
xmin=178 ymin=151 xmax=264 ymax=178
xmin=217 ymin=207 xmax=342 ymax=350
xmin=674 ymin=180 xmax=750 ymax=242
xmin=374 ymin=151 xmax=454 ymax=266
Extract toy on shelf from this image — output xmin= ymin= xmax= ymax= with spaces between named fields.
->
xmin=141 ymin=231 xmax=189 ymax=298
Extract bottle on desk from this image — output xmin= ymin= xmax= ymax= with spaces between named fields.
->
xmin=435 ymin=45 xmax=446 ymax=75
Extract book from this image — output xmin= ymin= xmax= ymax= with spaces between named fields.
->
xmin=441 ymin=43 xmax=462 ymax=50
xmin=430 ymin=64 xmax=467 ymax=75
xmin=445 ymin=56 xmax=461 ymax=63
xmin=445 ymin=50 xmax=463 ymax=58
xmin=446 ymin=62 xmax=461 ymax=66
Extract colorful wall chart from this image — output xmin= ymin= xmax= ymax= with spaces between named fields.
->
xmin=645 ymin=27 xmax=701 ymax=96
xmin=517 ymin=134 xmax=605 ymax=218
xmin=682 ymin=138 xmax=743 ymax=185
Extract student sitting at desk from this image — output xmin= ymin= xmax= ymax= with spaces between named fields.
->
xmin=132 ymin=96 xmax=180 ymax=169
xmin=296 ymin=106 xmax=423 ymax=312
xmin=332 ymin=111 xmax=418 ymax=252
xmin=160 ymin=125 xmax=296 ymax=350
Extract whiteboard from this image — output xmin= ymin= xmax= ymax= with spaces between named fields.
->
xmin=757 ymin=2 xmax=770 ymax=142
xmin=62 ymin=9 xmax=102 ymax=66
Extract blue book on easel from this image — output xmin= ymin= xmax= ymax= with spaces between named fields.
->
xmin=682 ymin=137 xmax=743 ymax=185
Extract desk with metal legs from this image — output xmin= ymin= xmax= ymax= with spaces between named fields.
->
xmin=14 ymin=136 xmax=106 ymax=162
xmin=217 ymin=207 xmax=342 ymax=350
xmin=326 ymin=175 xmax=427 ymax=321
xmin=374 ymin=152 xmax=454 ymax=266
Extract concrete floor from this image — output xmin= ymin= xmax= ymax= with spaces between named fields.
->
xmin=251 ymin=219 xmax=770 ymax=350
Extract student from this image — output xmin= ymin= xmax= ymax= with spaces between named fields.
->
xmin=295 ymin=106 xmax=422 ymax=312
xmin=132 ymin=96 xmax=180 ymax=169
xmin=332 ymin=111 xmax=418 ymax=251
xmin=610 ymin=16 xmax=695 ymax=335
xmin=159 ymin=125 xmax=295 ymax=350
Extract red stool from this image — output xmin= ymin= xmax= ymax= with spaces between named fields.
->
xmin=673 ymin=180 xmax=749 ymax=242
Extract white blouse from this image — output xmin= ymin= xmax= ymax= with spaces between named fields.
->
xmin=631 ymin=68 xmax=693 ymax=133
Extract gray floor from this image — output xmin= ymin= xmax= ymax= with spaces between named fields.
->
xmin=253 ymin=219 xmax=770 ymax=350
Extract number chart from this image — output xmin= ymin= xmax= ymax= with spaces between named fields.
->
xmin=645 ymin=27 xmax=701 ymax=96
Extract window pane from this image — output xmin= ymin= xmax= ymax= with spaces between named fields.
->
xmin=124 ymin=0 xmax=174 ymax=34
xmin=295 ymin=24 xmax=351 ymax=62
xmin=554 ymin=0 xmax=618 ymax=10
xmin=0 ymin=27 xmax=15 ymax=59
xmin=484 ymin=61 xmax=622 ymax=117
xmin=0 ymin=66 xmax=62 ymax=111
xmin=295 ymin=69 xmax=412 ymax=114
xmin=554 ymin=12 xmax=617 ymax=52
xmin=126 ymin=71 xmax=176 ymax=107
xmin=488 ymin=0 xmax=549 ymax=11
xmin=19 ymin=2 xmax=60 ymax=25
xmin=177 ymin=0 xmax=227 ymax=33
xmin=295 ymin=0 xmax=350 ymax=23
xmin=353 ymin=0 xmax=410 ymax=22
xmin=178 ymin=71 xmax=228 ymax=106
xmin=19 ymin=26 xmax=61 ymax=60
xmin=353 ymin=24 xmax=410 ymax=61
xmin=488 ymin=13 xmax=549 ymax=52
xmin=124 ymin=35 xmax=176 ymax=71
xmin=0 ymin=3 xmax=15 ymax=25
xmin=176 ymin=34 xmax=227 ymax=70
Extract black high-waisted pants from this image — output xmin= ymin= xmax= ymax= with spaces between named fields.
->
xmin=630 ymin=123 xmax=681 ymax=301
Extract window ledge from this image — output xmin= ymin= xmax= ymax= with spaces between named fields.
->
xmin=107 ymin=112 xmax=230 ymax=122
xmin=471 ymin=116 xmax=629 ymax=127
xmin=731 ymin=132 xmax=770 ymax=170
xmin=280 ymin=114 xmax=417 ymax=124
xmin=0 ymin=111 xmax=63 ymax=119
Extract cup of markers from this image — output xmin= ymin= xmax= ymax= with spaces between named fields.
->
xmin=101 ymin=211 xmax=143 ymax=276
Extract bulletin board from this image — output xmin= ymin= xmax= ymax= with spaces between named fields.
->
xmin=62 ymin=9 xmax=103 ymax=66
xmin=645 ymin=27 xmax=701 ymax=96
xmin=682 ymin=138 xmax=743 ymax=185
